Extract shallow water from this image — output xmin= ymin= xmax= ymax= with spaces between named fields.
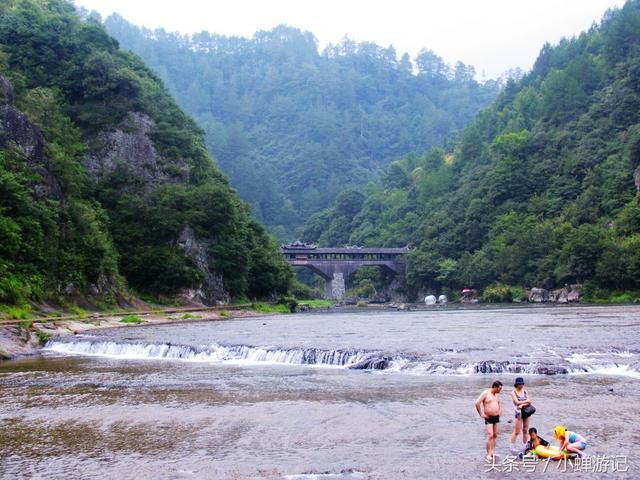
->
xmin=1 ymin=305 xmax=639 ymax=479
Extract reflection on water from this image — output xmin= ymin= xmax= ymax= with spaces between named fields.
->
xmin=1 ymin=306 xmax=639 ymax=479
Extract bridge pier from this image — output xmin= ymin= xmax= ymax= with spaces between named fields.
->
xmin=325 ymin=272 xmax=346 ymax=300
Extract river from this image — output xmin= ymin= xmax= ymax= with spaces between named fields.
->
xmin=1 ymin=305 xmax=638 ymax=479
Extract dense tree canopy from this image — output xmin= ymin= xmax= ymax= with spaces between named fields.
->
xmin=103 ymin=16 xmax=501 ymax=238
xmin=0 ymin=0 xmax=291 ymax=305
xmin=302 ymin=0 xmax=640 ymax=298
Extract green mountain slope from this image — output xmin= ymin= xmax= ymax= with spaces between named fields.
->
xmin=103 ymin=16 xmax=501 ymax=237
xmin=0 ymin=0 xmax=291 ymax=307
xmin=303 ymin=0 xmax=640 ymax=299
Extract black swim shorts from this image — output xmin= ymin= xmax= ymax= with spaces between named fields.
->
xmin=484 ymin=415 xmax=500 ymax=424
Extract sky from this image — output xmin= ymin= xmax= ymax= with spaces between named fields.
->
xmin=73 ymin=0 xmax=626 ymax=79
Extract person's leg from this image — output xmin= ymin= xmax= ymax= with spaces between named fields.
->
xmin=485 ymin=423 xmax=494 ymax=460
xmin=510 ymin=416 xmax=521 ymax=444
xmin=566 ymin=441 xmax=585 ymax=457
xmin=522 ymin=416 xmax=530 ymax=445
xmin=491 ymin=423 xmax=499 ymax=457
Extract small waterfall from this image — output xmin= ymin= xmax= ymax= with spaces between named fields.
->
xmin=43 ymin=340 xmax=640 ymax=377
xmin=43 ymin=340 xmax=376 ymax=369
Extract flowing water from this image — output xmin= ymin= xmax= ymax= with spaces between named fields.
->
xmin=1 ymin=305 xmax=639 ymax=479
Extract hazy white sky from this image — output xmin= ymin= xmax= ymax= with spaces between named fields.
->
xmin=74 ymin=0 xmax=625 ymax=78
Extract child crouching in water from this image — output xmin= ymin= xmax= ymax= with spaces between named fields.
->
xmin=520 ymin=427 xmax=550 ymax=457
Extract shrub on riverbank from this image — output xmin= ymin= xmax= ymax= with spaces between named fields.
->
xmin=120 ymin=315 xmax=143 ymax=324
xmin=481 ymin=284 xmax=526 ymax=303
xmin=583 ymin=285 xmax=640 ymax=304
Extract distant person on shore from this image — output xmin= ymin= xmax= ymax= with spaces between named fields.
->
xmin=475 ymin=380 xmax=503 ymax=461
xmin=510 ymin=377 xmax=533 ymax=453
xmin=554 ymin=425 xmax=587 ymax=457
xmin=521 ymin=427 xmax=550 ymax=457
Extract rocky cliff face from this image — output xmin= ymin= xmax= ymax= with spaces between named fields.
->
xmin=85 ymin=111 xmax=228 ymax=305
xmin=0 ymin=75 xmax=62 ymax=201
xmin=85 ymin=112 xmax=189 ymax=185
xmin=177 ymin=227 xmax=229 ymax=305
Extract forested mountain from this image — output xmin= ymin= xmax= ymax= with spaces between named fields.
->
xmin=303 ymin=0 xmax=640 ymax=299
xmin=102 ymin=15 xmax=501 ymax=237
xmin=0 ymin=0 xmax=291 ymax=307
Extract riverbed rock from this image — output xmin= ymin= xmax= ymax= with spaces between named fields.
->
xmin=528 ymin=288 xmax=549 ymax=303
xmin=567 ymin=285 xmax=583 ymax=302
xmin=556 ymin=288 xmax=570 ymax=304
xmin=0 ymin=326 xmax=41 ymax=360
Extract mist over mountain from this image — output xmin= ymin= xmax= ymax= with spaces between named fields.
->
xmin=103 ymin=15 xmax=501 ymax=238
xmin=302 ymin=0 xmax=640 ymax=299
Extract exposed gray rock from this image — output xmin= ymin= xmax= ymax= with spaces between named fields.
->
xmin=567 ymin=284 xmax=583 ymax=303
xmin=0 ymin=75 xmax=15 ymax=105
xmin=177 ymin=226 xmax=228 ymax=305
xmin=634 ymin=165 xmax=640 ymax=192
xmin=528 ymin=287 xmax=549 ymax=303
xmin=557 ymin=288 xmax=570 ymax=304
xmin=0 ymin=99 xmax=63 ymax=200
xmin=85 ymin=112 xmax=189 ymax=185
xmin=0 ymin=325 xmax=41 ymax=360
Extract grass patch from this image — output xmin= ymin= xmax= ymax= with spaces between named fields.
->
xmin=231 ymin=296 xmax=251 ymax=305
xmin=0 ymin=304 xmax=32 ymax=320
xmin=218 ymin=310 xmax=231 ymax=317
xmin=35 ymin=330 xmax=50 ymax=344
xmin=356 ymin=300 xmax=367 ymax=307
xmin=180 ymin=313 xmax=202 ymax=320
xmin=584 ymin=289 xmax=640 ymax=304
xmin=481 ymin=284 xmax=526 ymax=303
xmin=119 ymin=315 xmax=143 ymax=324
xmin=19 ymin=319 xmax=33 ymax=331
xmin=297 ymin=299 xmax=333 ymax=308
xmin=250 ymin=302 xmax=290 ymax=314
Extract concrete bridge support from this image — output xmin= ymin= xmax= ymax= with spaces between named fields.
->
xmin=326 ymin=272 xmax=346 ymax=300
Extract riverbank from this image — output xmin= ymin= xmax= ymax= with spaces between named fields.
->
xmin=0 ymin=305 xmax=292 ymax=361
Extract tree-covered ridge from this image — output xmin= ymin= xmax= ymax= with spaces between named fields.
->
xmin=103 ymin=16 xmax=501 ymax=238
xmin=303 ymin=0 xmax=640 ymax=298
xmin=0 ymin=0 xmax=291 ymax=306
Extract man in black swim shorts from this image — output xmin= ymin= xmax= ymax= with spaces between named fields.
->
xmin=475 ymin=380 xmax=503 ymax=461
xmin=485 ymin=415 xmax=500 ymax=425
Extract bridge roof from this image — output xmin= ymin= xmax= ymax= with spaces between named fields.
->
xmin=280 ymin=247 xmax=409 ymax=254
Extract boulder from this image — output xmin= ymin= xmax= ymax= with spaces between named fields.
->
xmin=567 ymin=289 xmax=582 ymax=303
xmin=528 ymin=287 xmax=549 ymax=303
xmin=557 ymin=288 xmax=570 ymax=304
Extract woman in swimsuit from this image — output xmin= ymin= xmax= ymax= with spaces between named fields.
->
xmin=510 ymin=377 xmax=532 ymax=453
xmin=554 ymin=425 xmax=587 ymax=457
